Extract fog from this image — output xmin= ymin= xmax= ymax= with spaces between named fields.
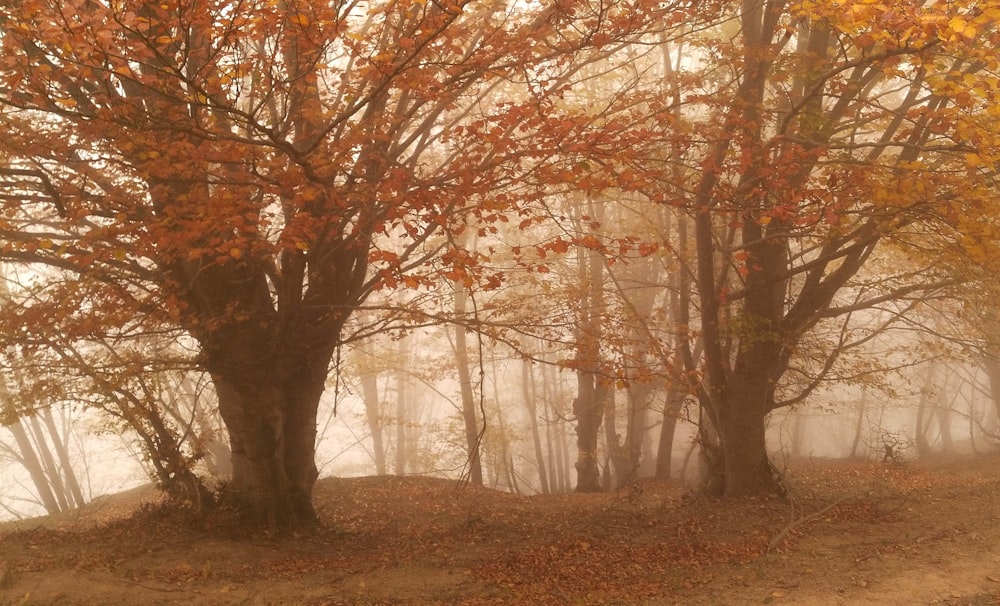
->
xmin=5 ymin=346 xmax=995 ymax=522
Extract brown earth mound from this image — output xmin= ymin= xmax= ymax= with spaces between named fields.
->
xmin=2 ymin=454 xmax=1000 ymax=605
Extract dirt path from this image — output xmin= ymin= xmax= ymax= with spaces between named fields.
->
xmin=2 ymin=454 xmax=1000 ymax=605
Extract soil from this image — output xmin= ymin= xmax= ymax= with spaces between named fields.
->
xmin=2 ymin=453 xmax=1000 ymax=605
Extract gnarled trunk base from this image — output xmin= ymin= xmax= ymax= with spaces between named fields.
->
xmin=214 ymin=372 xmax=322 ymax=530
xmin=717 ymin=395 xmax=785 ymax=499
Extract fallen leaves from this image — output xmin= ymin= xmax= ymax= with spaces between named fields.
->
xmin=3 ymin=455 xmax=1000 ymax=604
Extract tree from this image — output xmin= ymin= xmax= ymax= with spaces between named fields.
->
xmin=0 ymin=404 xmax=86 ymax=516
xmin=0 ymin=0 xmax=676 ymax=527
xmin=664 ymin=0 xmax=1000 ymax=495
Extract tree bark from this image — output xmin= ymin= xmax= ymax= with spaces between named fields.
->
xmin=454 ymin=283 xmax=484 ymax=486
xmin=572 ymin=196 xmax=608 ymax=493
xmin=573 ymin=373 xmax=605 ymax=493
xmin=211 ymin=342 xmax=330 ymax=528
xmin=718 ymin=377 xmax=779 ymax=496
xmin=8 ymin=419 xmax=61 ymax=514
xmin=850 ymin=389 xmax=868 ymax=458
xmin=360 ymin=370 xmax=387 ymax=475
xmin=41 ymin=407 xmax=84 ymax=509
xmin=655 ymin=384 xmax=687 ymax=480
xmin=915 ymin=364 xmax=938 ymax=456
xmin=27 ymin=415 xmax=69 ymax=511
xmin=522 ymin=359 xmax=550 ymax=494
xmin=394 ymin=359 xmax=409 ymax=476
xmin=984 ymin=359 xmax=1000 ymax=425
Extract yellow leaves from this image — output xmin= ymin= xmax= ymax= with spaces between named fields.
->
xmin=288 ymin=13 xmax=310 ymax=27
xmin=965 ymin=153 xmax=985 ymax=168
xmin=946 ymin=15 xmax=977 ymax=40
xmin=229 ymin=247 xmax=242 ymax=260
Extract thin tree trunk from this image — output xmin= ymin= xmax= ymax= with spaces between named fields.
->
xmin=360 ymin=370 xmax=387 ymax=475
xmin=8 ymin=419 xmax=61 ymax=514
xmin=395 ymin=350 xmax=408 ymax=475
xmin=850 ymin=388 xmax=868 ymax=458
xmin=572 ymin=197 xmax=607 ymax=493
xmin=27 ymin=415 xmax=70 ymax=511
xmin=42 ymin=407 xmax=84 ymax=509
xmin=655 ymin=383 xmax=687 ymax=479
xmin=602 ymin=391 xmax=624 ymax=490
xmin=541 ymin=360 xmax=560 ymax=491
xmin=915 ymin=363 xmax=938 ymax=456
xmin=984 ymin=359 xmax=1000 ymax=426
xmin=790 ymin=411 xmax=807 ymax=458
xmin=454 ymin=283 xmax=483 ymax=486
xmin=522 ymin=359 xmax=550 ymax=494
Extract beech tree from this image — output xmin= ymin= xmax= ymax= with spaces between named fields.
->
xmin=665 ymin=0 xmax=1000 ymax=495
xmin=0 ymin=0 xmax=678 ymax=527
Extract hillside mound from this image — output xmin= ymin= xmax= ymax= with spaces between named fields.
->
xmin=2 ymin=455 xmax=999 ymax=605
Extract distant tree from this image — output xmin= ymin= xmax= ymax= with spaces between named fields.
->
xmin=0 ymin=403 xmax=85 ymax=516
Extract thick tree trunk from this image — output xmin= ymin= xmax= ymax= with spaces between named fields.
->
xmin=718 ymin=407 xmax=775 ymax=496
xmin=213 ymin=355 xmax=326 ymax=529
xmin=718 ymin=367 xmax=783 ymax=497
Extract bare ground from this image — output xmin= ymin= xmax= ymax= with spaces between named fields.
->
xmin=2 ymin=453 xmax=1000 ymax=605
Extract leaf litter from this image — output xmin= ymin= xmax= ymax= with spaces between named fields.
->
xmin=2 ymin=454 xmax=1000 ymax=604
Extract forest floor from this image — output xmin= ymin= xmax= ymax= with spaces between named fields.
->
xmin=2 ymin=453 xmax=1000 ymax=605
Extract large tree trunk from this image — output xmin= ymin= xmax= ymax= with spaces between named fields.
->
xmin=212 ymin=347 xmax=329 ymax=529
xmin=710 ymin=346 xmax=786 ymax=496
xmin=718 ymin=407 xmax=774 ymax=496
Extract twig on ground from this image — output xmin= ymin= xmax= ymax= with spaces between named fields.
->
xmin=767 ymin=494 xmax=857 ymax=553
